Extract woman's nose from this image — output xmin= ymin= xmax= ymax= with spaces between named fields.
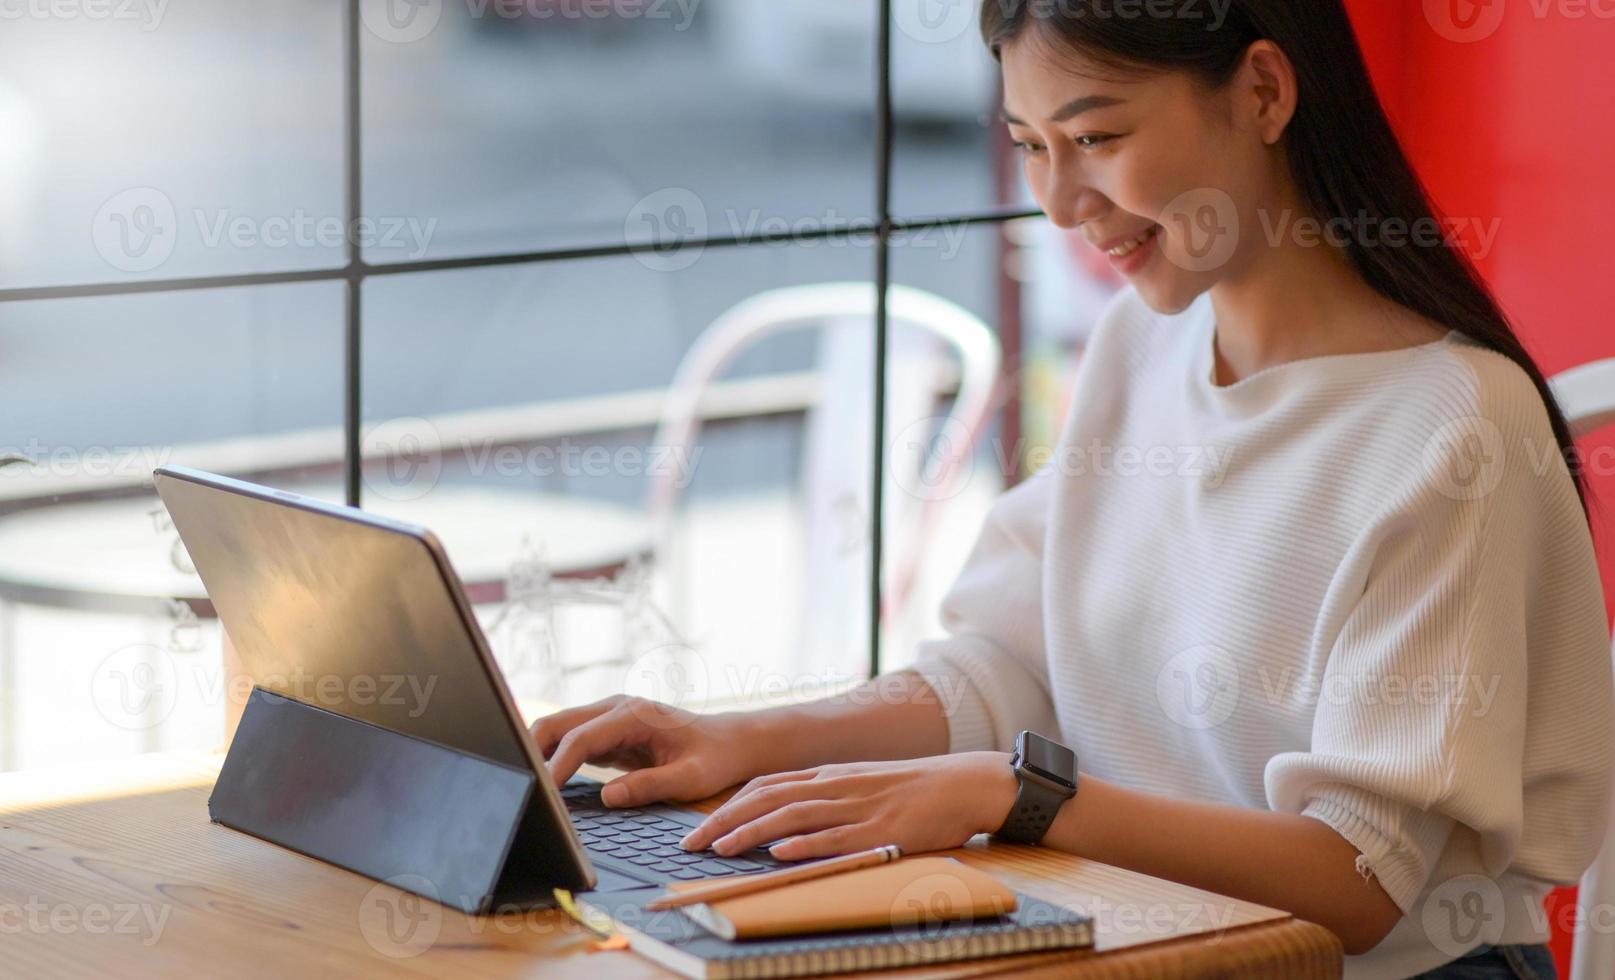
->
xmin=1039 ymin=164 xmax=1107 ymax=230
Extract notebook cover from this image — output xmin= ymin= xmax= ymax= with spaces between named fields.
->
xmin=668 ymin=855 xmax=1018 ymax=939
xmin=577 ymin=860 xmax=1093 ymax=980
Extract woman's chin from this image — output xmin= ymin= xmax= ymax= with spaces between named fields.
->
xmin=1131 ymin=278 xmax=1205 ymax=317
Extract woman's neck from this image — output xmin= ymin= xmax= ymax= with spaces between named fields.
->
xmin=1205 ymin=205 xmax=1447 ymax=386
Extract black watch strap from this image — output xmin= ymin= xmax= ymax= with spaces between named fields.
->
xmin=998 ymin=773 xmax=1070 ymax=844
xmin=996 ymin=731 xmax=1078 ymax=845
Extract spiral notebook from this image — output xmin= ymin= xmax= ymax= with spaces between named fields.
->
xmin=576 ymin=858 xmax=1093 ymax=979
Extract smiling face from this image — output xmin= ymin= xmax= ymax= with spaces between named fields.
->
xmin=999 ymin=33 xmax=1290 ymax=314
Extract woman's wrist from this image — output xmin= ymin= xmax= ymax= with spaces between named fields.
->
xmin=967 ymin=751 xmax=1020 ymax=835
xmin=713 ymin=706 xmax=803 ymax=782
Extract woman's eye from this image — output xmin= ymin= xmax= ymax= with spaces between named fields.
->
xmin=1013 ymin=141 xmax=1046 ymax=156
xmin=1074 ymin=134 xmax=1117 ymax=149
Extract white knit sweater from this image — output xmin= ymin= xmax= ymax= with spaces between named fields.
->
xmin=907 ymin=287 xmax=1614 ymax=978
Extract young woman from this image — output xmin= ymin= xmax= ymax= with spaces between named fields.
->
xmin=533 ymin=2 xmax=1614 ymax=976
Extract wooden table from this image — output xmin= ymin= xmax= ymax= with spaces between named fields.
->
xmin=0 ymin=754 xmax=1341 ymax=978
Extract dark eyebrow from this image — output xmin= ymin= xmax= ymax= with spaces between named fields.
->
xmin=1000 ymin=94 xmax=1126 ymax=126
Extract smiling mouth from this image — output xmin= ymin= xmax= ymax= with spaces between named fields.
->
xmin=1106 ymin=225 xmax=1162 ymax=258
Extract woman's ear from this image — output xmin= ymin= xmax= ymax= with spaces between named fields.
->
xmin=1239 ymin=40 xmax=1299 ymax=146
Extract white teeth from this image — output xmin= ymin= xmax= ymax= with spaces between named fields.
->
xmin=1107 ymin=225 xmax=1160 ymax=257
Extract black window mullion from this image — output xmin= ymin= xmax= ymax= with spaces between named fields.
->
xmin=343 ymin=0 xmax=364 ymax=509
xmin=870 ymin=0 xmax=894 ymax=681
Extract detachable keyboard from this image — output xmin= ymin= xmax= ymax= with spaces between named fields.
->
xmin=561 ymin=780 xmax=792 ymax=886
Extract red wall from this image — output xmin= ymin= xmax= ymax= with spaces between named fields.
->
xmin=1345 ymin=3 xmax=1615 ymax=971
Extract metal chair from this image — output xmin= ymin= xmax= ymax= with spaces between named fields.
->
xmin=646 ymin=282 xmax=1002 ymax=675
xmin=1552 ymin=357 xmax=1615 ymax=980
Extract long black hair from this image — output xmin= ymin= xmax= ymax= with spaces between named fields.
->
xmin=982 ymin=0 xmax=1593 ymax=521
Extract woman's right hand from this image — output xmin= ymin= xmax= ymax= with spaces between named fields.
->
xmin=530 ymin=695 xmax=770 ymax=809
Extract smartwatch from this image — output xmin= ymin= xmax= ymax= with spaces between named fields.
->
xmin=995 ymin=730 xmax=1078 ymax=845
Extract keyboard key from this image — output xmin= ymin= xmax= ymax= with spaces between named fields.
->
xmin=670 ymin=869 xmax=706 ymax=880
xmin=695 ymin=860 xmax=737 ymax=875
xmin=669 ymin=854 xmax=704 ymax=865
xmin=718 ymin=858 xmax=766 ymax=872
xmin=648 ymin=862 xmax=680 ymax=873
xmin=628 ymin=855 xmax=661 ymax=866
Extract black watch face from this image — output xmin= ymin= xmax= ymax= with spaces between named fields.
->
xmin=1020 ymin=734 xmax=1077 ymax=790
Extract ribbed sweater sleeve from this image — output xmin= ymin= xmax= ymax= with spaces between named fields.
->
xmin=904 ymin=467 xmax=1061 ymax=754
xmin=1264 ymin=353 xmax=1615 ymax=914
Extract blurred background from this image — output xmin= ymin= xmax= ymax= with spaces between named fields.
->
xmin=0 ymin=0 xmax=1132 ymax=779
xmin=0 ymin=1 xmax=1610 ymax=879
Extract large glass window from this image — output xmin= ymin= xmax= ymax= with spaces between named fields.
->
xmin=0 ymin=0 xmax=1118 ymax=773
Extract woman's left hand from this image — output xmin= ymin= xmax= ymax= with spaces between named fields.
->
xmin=678 ymin=752 xmax=1018 ymax=862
